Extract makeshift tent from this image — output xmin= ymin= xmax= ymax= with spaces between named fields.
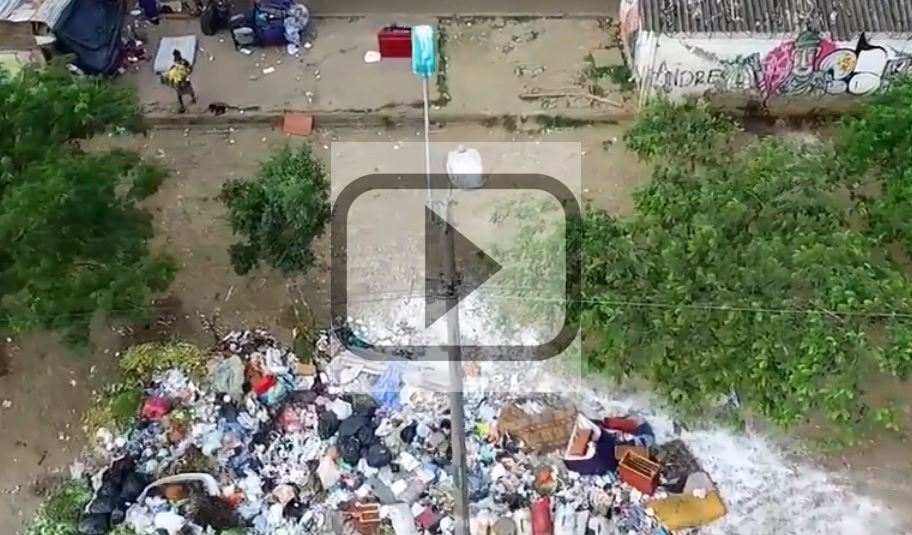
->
xmin=52 ymin=0 xmax=124 ymax=74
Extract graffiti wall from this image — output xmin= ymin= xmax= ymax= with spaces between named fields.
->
xmin=636 ymin=30 xmax=912 ymax=101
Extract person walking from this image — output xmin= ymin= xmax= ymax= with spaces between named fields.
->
xmin=163 ymin=50 xmax=197 ymax=113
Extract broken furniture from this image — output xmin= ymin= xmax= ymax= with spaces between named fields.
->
xmin=498 ymin=397 xmax=576 ymax=454
xmin=647 ymin=472 xmax=726 ymax=530
xmin=562 ymin=415 xmax=617 ymax=475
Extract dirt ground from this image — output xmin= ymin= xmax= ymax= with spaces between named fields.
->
xmin=130 ymin=17 xmax=632 ymax=115
xmin=2 ymin=124 xmax=911 ymax=533
xmin=0 ymin=124 xmax=640 ymax=533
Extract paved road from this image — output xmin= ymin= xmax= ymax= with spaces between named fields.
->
xmin=310 ymin=0 xmax=618 ymax=15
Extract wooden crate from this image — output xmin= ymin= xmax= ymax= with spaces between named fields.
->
xmin=498 ymin=398 xmax=576 ymax=453
xmin=618 ymin=451 xmax=660 ymax=495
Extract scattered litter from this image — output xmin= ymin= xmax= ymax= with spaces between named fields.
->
xmin=72 ymin=328 xmax=726 ymax=535
xmin=364 ymin=51 xmax=381 ymax=64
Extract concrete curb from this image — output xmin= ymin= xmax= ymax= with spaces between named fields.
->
xmin=142 ymin=108 xmax=629 ymax=129
xmin=142 ymin=105 xmax=855 ymax=130
xmin=311 ymin=13 xmax=611 ymax=19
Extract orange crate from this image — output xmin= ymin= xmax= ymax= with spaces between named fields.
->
xmin=618 ymin=450 xmax=660 ymax=494
xmin=615 ymin=444 xmax=648 ymax=461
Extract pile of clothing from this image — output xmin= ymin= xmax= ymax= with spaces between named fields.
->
xmin=74 ymin=328 xmax=726 ymax=535
xmin=229 ymin=0 xmax=310 ymax=54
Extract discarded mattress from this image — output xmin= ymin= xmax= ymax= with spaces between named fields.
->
xmin=153 ymin=35 xmax=198 ymax=73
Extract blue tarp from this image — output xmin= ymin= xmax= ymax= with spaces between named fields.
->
xmin=54 ymin=0 xmax=124 ymax=75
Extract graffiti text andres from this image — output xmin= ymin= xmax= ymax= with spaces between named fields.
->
xmin=654 ymin=64 xmax=726 ymax=89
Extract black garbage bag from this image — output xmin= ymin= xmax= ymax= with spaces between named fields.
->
xmin=501 ymin=492 xmax=528 ymax=511
xmin=77 ymin=513 xmax=110 ymax=535
xmin=105 ymin=456 xmax=135 ymax=484
xmin=356 ymin=421 xmax=380 ymax=446
xmin=350 ymin=394 xmax=380 ymax=418
xmin=337 ymin=415 xmax=369 ymax=439
xmin=219 ymin=400 xmax=240 ymax=422
xmin=110 ymin=508 xmax=127 ymax=525
xmin=366 ymin=443 xmax=393 ymax=468
xmin=87 ymin=495 xmax=118 ymax=515
xmin=338 ymin=436 xmax=362 ymax=465
xmin=399 ymin=422 xmax=418 ymax=444
xmin=284 ymin=500 xmax=307 ymax=519
xmin=317 ymin=410 xmax=340 ymax=439
xmin=288 ymin=389 xmax=319 ymax=405
xmin=187 ymin=494 xmax=244 ymax=530
xmin=120 ymin=471 xmax=147 ymax=503
xmin=311 ymin=373 xmax=328 ymax=396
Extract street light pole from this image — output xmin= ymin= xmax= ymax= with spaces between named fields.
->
xmin=411 ymin=23 xmax=470 ymax=535
xmin=440 ymin=197 xmax=471 ymax=535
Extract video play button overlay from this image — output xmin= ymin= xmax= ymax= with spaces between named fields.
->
xmin=424 ymin=206 xmax=502 ymax=328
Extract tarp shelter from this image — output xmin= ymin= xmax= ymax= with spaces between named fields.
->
xmin=53 ymin=0 xmax=125 ymax=74
xmin=0 ymin=0 xmax=74 ymax=50
xmin=0 ymin=0 xmax=124 ymax=74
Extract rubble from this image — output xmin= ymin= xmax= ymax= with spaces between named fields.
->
xmin=70 ymin=328 xmax=727 ymax=535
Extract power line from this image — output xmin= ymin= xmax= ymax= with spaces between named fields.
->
xmin=5 ymin=283 xmax=912 ymax=323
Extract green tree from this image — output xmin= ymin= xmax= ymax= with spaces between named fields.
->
xmin=496 ymin=98 xmax=912 ymax=438
xmin=219 ymin=145 xmax=331 ymax=276
xmin=0 ymin=65 xmax=174 ymax=347
xmin=220 ymin=145 xmax=330 ymax=362
xmin=835 ymin=77 xmax=912 ymax=255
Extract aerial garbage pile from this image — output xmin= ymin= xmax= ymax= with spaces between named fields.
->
xmin=76 ymin=327 xmax=728 ymax=535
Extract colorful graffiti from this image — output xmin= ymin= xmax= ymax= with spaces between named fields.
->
xmin=758 ymin=30 xmax=912 ymax=97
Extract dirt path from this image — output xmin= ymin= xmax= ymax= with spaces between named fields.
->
xmin=1 ymin=125 xmax=910 ymax=534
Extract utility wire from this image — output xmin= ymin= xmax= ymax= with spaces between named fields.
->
xmin=5 ymin=283 xmax=912 ymax=323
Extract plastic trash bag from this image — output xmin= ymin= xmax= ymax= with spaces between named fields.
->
xmin=338 ymin=436 xmax=362 ymax=465
xmin=317 ymin=455 xmax=342 ymax=488
xmin=283 ymin=4 xmax=309 ymax=47
xmin=632 ymin=422 xmax=656 ymax=447
xmin=284 ymin=500 xmax=307 ymax=519
xmin=356 ymin=422 xmax=379 ymax=446
xmin=208 ymin=355 xmax=245 ymax=398
xmin=350 ymin=393 xmax=380 ymax=418
xmin=77 ymin=513 xmax=111 ymax=535
xmin=329 ymin=398 xmax=353 ymax=420
xmin=188 ymin=494 xmax=243 ymax=529
xmin=110 ymin=508 xmax=127 ymax=526
xmin=366 ymin=443 xmax=393 ymax=468
xmin=87 ymin=495 xmax=118 ymax=514
xmin=317 ymin=410 xmax=340 ymax=439
xmin=370 ymin=364 xmax=402 ymax=409
xmin=120 ymin=472 xmax=147 ymax=503
xmin=399 ymin=422 xmax=418 ymax=444
xmin=337 ymin=415 xmax=369 ymax=439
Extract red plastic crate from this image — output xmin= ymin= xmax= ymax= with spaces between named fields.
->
xmin=378 ymin=26 xmax=412 ymax=58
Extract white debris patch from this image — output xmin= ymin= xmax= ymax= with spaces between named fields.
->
xmin=364 ymin=293 xmax=902 ymax=535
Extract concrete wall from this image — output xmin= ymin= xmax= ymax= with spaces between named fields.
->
xmin=620 ymin=22 xmax=912 ymax=104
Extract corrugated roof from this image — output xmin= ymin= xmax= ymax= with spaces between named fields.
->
xmin=0 ymin=0 xmax=74 ymax=28
xmin=641 ymin=0 xmax=912 ymax=39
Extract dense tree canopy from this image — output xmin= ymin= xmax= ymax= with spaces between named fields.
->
xmin=498 ymin=94 xmax=912 ymax=437
xmin=219 ymin=145 xmax=330 ymax=276
xmin=0 ymin=66 xmax=174 ymax=347
xmin=837 ymin=78 xmax=912 ymax=256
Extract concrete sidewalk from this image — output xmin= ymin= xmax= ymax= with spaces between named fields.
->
xmin=306 ymin=0 xmax=617 ymax=16
xmin=131 ymin=17 xmax=633 ymax=119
